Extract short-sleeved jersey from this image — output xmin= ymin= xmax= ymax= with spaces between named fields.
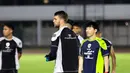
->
xmin=102 ymin=38 xmax=112 ymax=56
xmin=80 ymin=37 xmax=109 ymax=73
xmin=47 ymin=26 xmax=79 ymax=73
xmin=0 ymin=36 xmax=22 ymax=70
xmin=78 ymin=35 xmax=84 ymax=44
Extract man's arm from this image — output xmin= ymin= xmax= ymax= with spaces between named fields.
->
xmin=78 ymin=41 xmax=84 ymax=73
xmin=110 ymin=46 xmax=116 ymax=73
xmin=78 ymin=56 xmax=83 ymax=73
xmin=99 ymin=39 xmax=110 ymax=73
xmin=104 ymin=56 xmax=109 ymax=73
xmin=45 ymin=35 xmax=59 ymax=62
xmin=18 ymin=53 xmax=22 ymax=60
xmin=17 ymin=40 xmax=23 ymax=60
xmin=45 ymin=45 xmax=58 ymax=61
xmin=17 ymin=45 xmax=22 ymax=60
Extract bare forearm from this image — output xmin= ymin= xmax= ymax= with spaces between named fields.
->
xmin=104 ymin=56 xmax=109 ymax=72
xmin=18 ymin=53 xmax=22 ymax=60
xmin=110 ymin=46 xmax=116 ymax=73
xmin=112 ymin=56 xmax=116 ymax=71
xmin=112 ymin=59 xmax=116 ymax=70
xmin=78 ymin=56 xmax=83 ymax=73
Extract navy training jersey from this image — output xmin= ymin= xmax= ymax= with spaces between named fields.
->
xmin=47 ymin=26 xmax=79 ymax=73
xmin=102 ymin=38 xmax=112 ymax=56
xmin=0 ymin=36 xmax=22 ymax=70
xmin=80 ymin=37 xmax=109 ymax=73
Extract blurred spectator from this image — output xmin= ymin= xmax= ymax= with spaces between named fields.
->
xmin=43 ymin=0 xmax=49 ymax=4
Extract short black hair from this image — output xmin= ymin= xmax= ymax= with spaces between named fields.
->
xmin=54 ymin=11 xmax=68 ymax=22
xmin=67 ymin=19 xmax=74 ymax=26
xmin=3 ymin=23 xmax=14 ymax=30
xmin=85 ymin=21 xmax=99 ymax=31
xmin=72 ymin=22 xmax=81 ymax=28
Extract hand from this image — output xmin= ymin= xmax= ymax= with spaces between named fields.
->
xmin=45 ymin=55 xmax=49 ymax=62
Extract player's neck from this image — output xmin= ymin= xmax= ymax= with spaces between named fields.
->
xmin=5 ymin=34 xmax=13 ymax=40
xmin=59 ymin=23 xmax=67 ymax=29
xmin=88 ymin=34 xmax=96 ymax=41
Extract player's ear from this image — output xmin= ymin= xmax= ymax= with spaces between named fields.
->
xmin=95 ymin=29 xmax=97 ymax=33
xmin=61 ymin=19 xmax=65 ymax=23
xmin=10 ymin=29 xmax=13 ymax=33
xmin=100 ymin=33 xmax=102 ymax=37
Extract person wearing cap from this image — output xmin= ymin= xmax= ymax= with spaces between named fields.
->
xmin=0 ymin=24 xmax=22 ymax=73
xmin=78 ymin=21 xmax=109 ymax=73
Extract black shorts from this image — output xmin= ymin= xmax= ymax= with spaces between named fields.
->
xmin=0 ymin=70 xmax=17 ymax=73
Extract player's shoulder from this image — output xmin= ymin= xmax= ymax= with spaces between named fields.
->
xmin=78 ymin=35 xmax=84 ymax=40
xmin=96 ymin=37 xmax=103 ymax=41
xmin=78 ymin=35 xmax=84 ymax=44
xmin=62 ymin=27 xmax=73 ymax=34
xmin=0 ymin=37 xmax=5 ymax=42
xmin=51 ymin=26 xmax=68 ymax=41
xmin=13 ymin=36 xmax=22 ymax=48
xmin=102 ymin=37 xmax=112 ymax=45
xmin=12 ymin=36 xmax=22 ymax=43
xmin=96 ymin=37 xmax=107 ymax=50
xmin=61 ymin=27 xmax=76 ymax=36
xmin=80 ymin=39 xmax=88 ymax=46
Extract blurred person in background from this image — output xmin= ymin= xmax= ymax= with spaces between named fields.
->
xmin=42 ymin=0 xmax=49 ymax=4
xmin=96 ymin=31 xmax=116 ymax=73
xmin=66 ymin=23 xmax=72 ymax=29
xmin=0 ymin=24 xmax=22 ymax=73
xmin=66 ymin=19 xmax=75 ymax=29
xmin=66 ymin=19 xmax=83 ymax=45
xmin=72 ymin=22 xmax=84 ymax=73
xmin=78 ymin=21 xmax=109 ymax=73
xmin=45 ymin=11 xmax=79 ymax=73
xmin=72 ymin=23 xmax=84 ymax=44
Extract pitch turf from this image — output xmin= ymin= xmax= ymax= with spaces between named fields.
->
xmin=19 ymin=53 xmax=130 ymax=73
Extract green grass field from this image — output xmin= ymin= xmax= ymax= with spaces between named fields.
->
xmin=19 ymin=53 xmax=130 ymax=73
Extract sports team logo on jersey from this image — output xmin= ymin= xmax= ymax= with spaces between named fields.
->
xmin=88 ymin=44 xmax=91 ymax=49
xmin=68 ymin=34 xmax=71 ymax=37
xmin=19 ymin=42 xmax=22 ymax=47
xmin=3 ymin=42 xmax=13 ymax=52
xmin=6 ymin=42 xmax=10 ymax=49
xmin=84 ymin=43 xmax=94 ymax=59
xmin=19 ymin=42 xmax=21 ymax=45
xmin=65 ymin=34 xmax=76 ymax=39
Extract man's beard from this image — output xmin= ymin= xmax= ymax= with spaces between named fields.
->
xmin=54 ymin=25 xmax=59 ymax=28
xmin=54 ymin=23 xmax=60 ymax=28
